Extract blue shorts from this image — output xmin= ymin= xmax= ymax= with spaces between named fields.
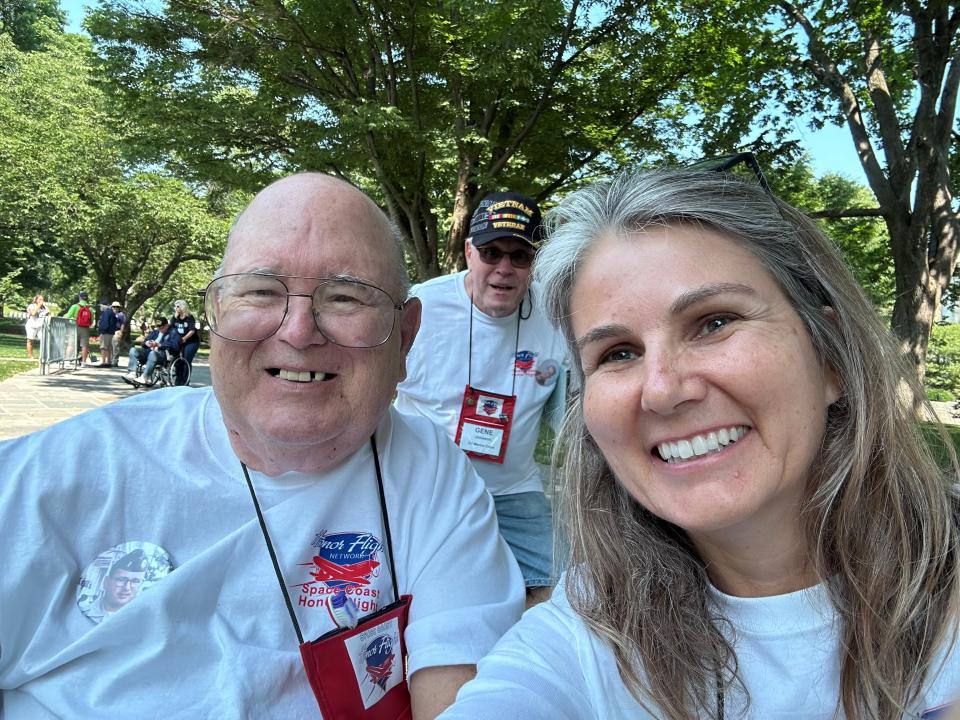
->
xmin=493 ymin=491 xmax=554 ymax=588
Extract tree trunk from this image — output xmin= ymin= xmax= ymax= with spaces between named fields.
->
xmin=443 ymin=167 xmax=478 ymax=274
xmin=393 ymin=206 xmax=441 ymax=282
xmin=888 ymin=215 xmax=935 ymax=381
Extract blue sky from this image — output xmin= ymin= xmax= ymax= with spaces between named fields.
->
xmin=60 ymin=0 xmax=868 ymax=184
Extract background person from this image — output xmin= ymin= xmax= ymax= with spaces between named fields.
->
xmin=0 ymin=173 xmax=523 ymax=719
xmin=112 ymin=302 xmax=126 ymax=366
xmin=64 ymin=291 xmax=95 ymax=366
xmin=123 ymin=316 xmax=179 ymax=385
xmin=24 ymin=294 xmax=49 ymax=360
xmin=396 ymin=191 xmax=569 ymax=607
xmin=441 ymin=169 xmax=960 ymax=718
xmin=96 ymin=301 xmax=120 ymax=367
xmin=170 ymin=299 xmax=200 ymax=385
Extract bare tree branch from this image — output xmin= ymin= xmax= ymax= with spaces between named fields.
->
xmin=806 ymin=207 xmax=885 ymax=219
xmin=778 ymin=1 xmax=896 ymax=210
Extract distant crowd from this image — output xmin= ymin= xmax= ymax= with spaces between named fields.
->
xmin=20 ymin=292 xmax=200 ymax=385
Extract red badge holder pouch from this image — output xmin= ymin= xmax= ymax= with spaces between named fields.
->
xmin=453 ymin=385 xmax=516 ymax=464
xmin=454 ymin=299 xmax=525 ymax=464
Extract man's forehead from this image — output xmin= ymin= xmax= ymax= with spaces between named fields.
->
xmin=486 ymin=237 xmax=535 ymax=250
xmin=222 ymin=175 xmax=401 ymax=290
xmin=234 ymin=174 xmax=383 ymax=233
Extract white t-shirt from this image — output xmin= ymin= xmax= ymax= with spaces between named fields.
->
xmin=25 ymin=303 xmax=46 ymax=330
xmin=439 ymin=580 xmax=960 ymax=719
xmin=0 ymin=387 xmax=524 ymax=719
xmin=396 ymin=271 xmax=569 ymax=496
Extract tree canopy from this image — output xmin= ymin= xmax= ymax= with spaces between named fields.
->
xmin=0 ymin=0 xmax=65 ymax=51
xmin=764 ymin=1 xmax=960 ymax=377
xmin=4 ymin=0 xmax=959 ymax=386
xmin=88 ymin=0 xmax=776 ymax=278
xmin=0 ymin=28 xmax=238 ymax=323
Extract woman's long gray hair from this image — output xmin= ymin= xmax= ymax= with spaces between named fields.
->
xmin=535 ymin=169 xmax=960 ymax=719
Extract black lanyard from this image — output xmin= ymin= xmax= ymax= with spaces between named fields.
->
xmin=466 ymin=288 xmax=532 ymax=395
xmin=716 ymin=669 xmax=724 ymax=720
xmin=241 ymin=435 xmax=400 ymax=644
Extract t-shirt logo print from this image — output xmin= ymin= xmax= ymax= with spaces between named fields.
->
xmin=514 ymin=350 xmax=538 ymax=376
xmin=307 ymin=531 xmax=382 ymax=588
xmin=364 ymin=634 xmax=396 ymax=690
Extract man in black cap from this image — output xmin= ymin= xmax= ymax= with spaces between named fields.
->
xmin=396 ymin=191 xmax=570 ymax=606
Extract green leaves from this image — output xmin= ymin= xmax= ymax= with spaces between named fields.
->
xmin=0 ymin=31 xmax=237 ymax=317
xmin=0 ymin=0 xmax=65 ymax=52
xmin=85 ymin=0 xmax=773 ymax=278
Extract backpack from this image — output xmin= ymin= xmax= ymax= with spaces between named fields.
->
xmin=97 ymin=308 xmax=117 ymax=334
xmin=76 ymin=304 xmax=93 ymax=328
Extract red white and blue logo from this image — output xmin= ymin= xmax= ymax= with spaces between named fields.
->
xmin=514 ymin=350 xmax=537 ymax=375
xmin=307 ymin=531 xmax=382 ymax=589
xmin=364 ymin=634 xmax=396 ymax=690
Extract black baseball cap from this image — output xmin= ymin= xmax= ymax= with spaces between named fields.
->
xmin=467 ymin=192 xmax=543 ymax=250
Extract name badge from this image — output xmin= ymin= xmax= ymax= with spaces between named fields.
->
xmin=454 ymin=385 xmax=516 ymax=464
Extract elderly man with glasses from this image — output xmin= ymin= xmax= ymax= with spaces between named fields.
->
xmin=395 ymin=191 xmax=570 ymax=608
xmin=0 ymin=174 xmax=524 ymax=719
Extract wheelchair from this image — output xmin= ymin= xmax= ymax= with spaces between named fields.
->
xmin=128 ymin=350 xmax=192 ymax=389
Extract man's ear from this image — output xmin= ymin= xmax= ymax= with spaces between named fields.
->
xmin=397 ymin=296 xmax=421 ymax=384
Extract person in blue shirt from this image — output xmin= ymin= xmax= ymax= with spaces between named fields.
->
xmin=123 ymin=317 xmax=180 ymax=384
xmin=170 ymin=300 xmax=200 ymax=385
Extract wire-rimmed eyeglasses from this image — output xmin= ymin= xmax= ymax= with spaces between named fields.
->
xmin=198 ymin=273 xmax=404 ymax=347
xmin=687 ymin=151 xmax=772 ymax=193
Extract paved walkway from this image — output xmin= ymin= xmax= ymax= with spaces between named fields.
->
xmin=0 ymin=358 xmax=957 ymax=441
xmin=0 ymin=360 xmax=211 ymax=440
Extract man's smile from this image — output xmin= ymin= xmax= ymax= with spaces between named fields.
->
xmin=267 ymin=368 xmax=337 ymax=383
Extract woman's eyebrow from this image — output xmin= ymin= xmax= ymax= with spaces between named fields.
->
xmin=572 ymin=283 xmax=756 ymax=353
xmin=669 ymin=282 xmax=756 ymax=316
xmin=573 ymin=324 xmax=631 ymax=354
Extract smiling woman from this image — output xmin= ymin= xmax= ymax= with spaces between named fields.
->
xmin=439 ymin=170 xmax=960 ymax=720
xmin=572 ymin=222 xmax=841 ymax=583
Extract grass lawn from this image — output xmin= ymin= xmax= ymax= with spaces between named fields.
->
xmin=0 ymin=323 xmax=37 ymax=382
xmin=0 ymin=358 xmax=29 ymax=382
xmin=0 ymin=324 xmax=29 ymax=358
xmin=0 ymin=322 xmax=106 ymax=382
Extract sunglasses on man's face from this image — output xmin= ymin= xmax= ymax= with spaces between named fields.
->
xmin=475 ymin=245 xmax=536 ymax=269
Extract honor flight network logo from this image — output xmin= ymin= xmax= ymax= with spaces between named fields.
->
xmin=296 ymin=531 xmax=384 ymax=613
xmin=514 ymin=350 xmax=537 ymax=376
xmin=364 ymin=634 xmax=396 ymax=690
xmin=309 ymin=531 xmax=382 ymax=589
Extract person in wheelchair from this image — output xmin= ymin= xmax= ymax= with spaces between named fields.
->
xmin=123 ymin=316 xmax=181 ymax=386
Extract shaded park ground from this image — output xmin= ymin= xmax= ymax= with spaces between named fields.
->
xmin=2 ymin=322 xmax=960 ymax=460
xmin=0 ymin=321 xmax=210 ymax=440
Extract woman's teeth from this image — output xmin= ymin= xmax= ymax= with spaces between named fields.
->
xmin=657 ymin=426 xmax=749 ymax=464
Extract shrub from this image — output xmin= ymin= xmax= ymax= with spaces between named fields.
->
xmin=926 ymin=323 xmax=960 ymax=401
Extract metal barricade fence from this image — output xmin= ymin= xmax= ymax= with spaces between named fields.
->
xmin=40 ymin=316 xmax=78 ymax=375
